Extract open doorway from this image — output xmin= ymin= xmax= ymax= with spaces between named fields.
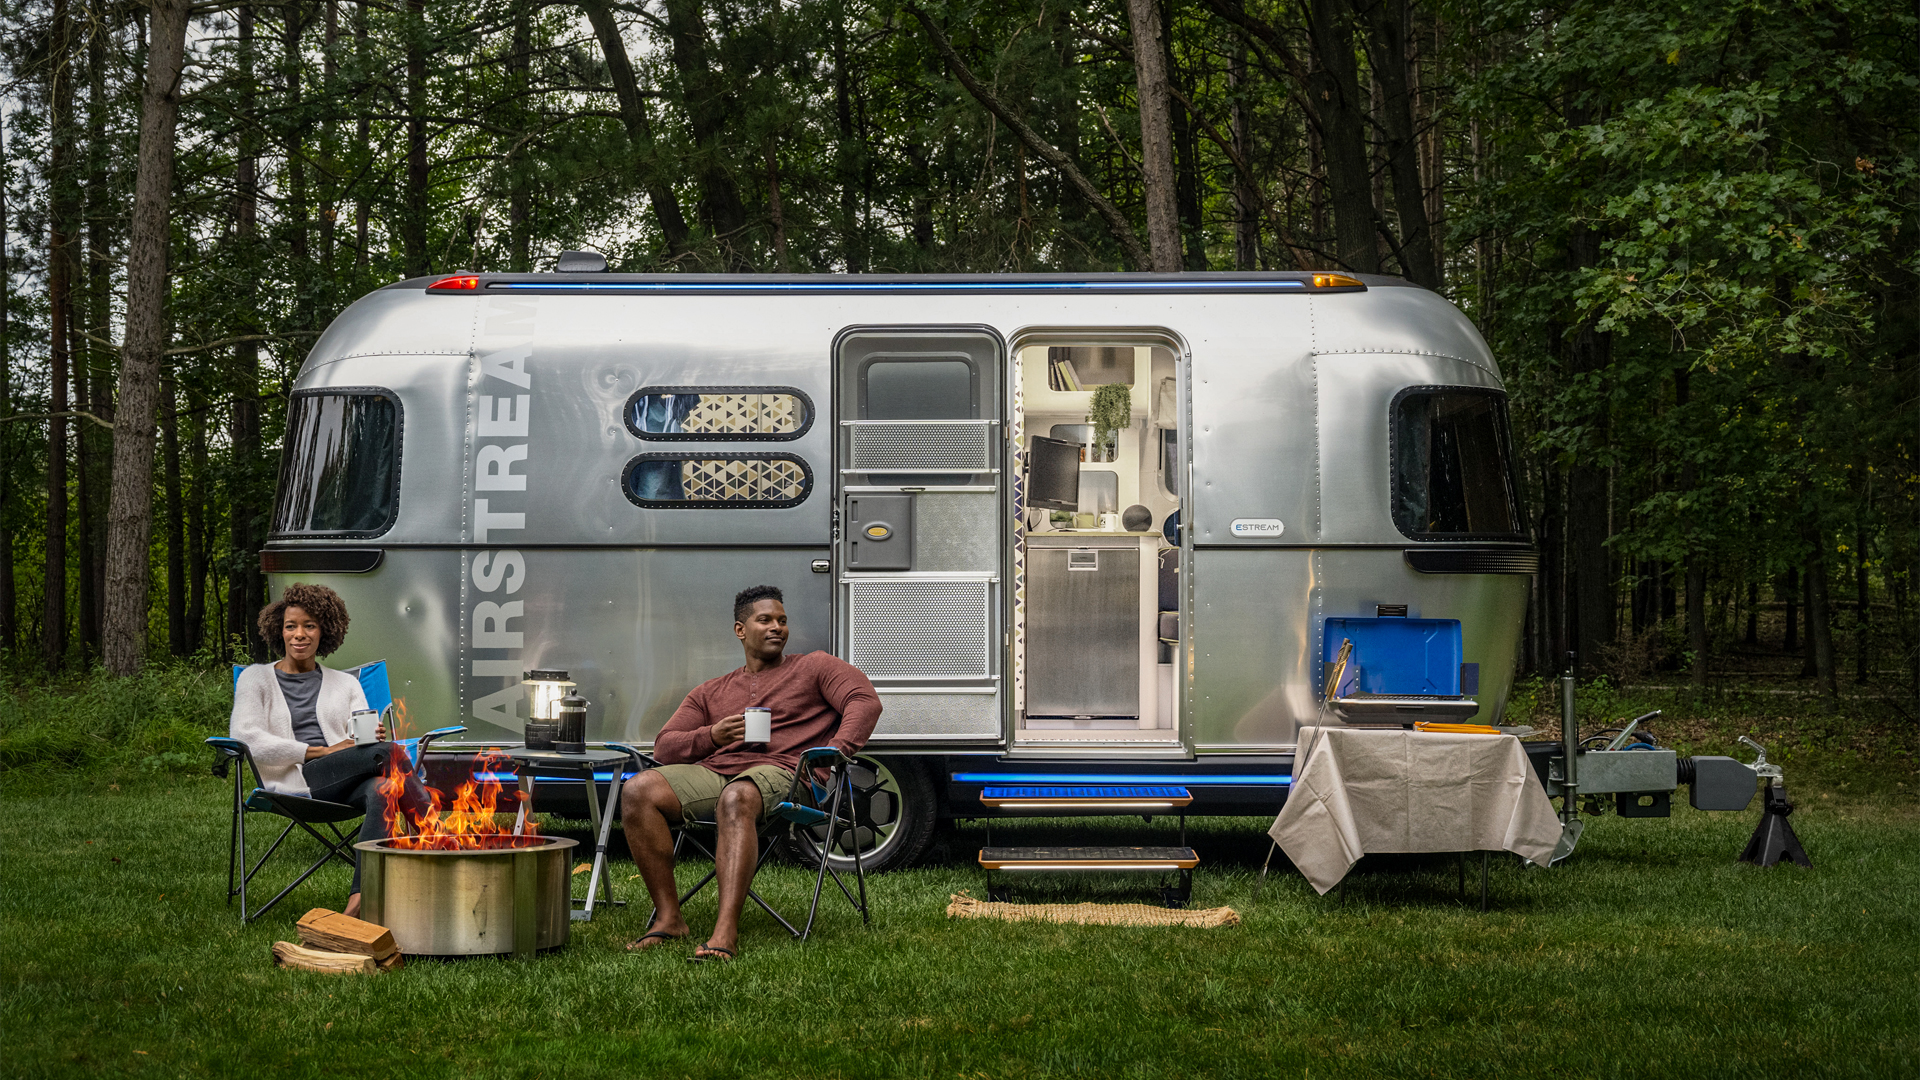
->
xmin=1011 ymin=340 xmax=1183 ymax=746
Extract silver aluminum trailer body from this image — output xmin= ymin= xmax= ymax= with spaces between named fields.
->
xmin=266 ymin=272 xmax=1534 ymax=860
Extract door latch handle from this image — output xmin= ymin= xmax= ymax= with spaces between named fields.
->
xmin=811 ymin=559 xmax=831 ymax=574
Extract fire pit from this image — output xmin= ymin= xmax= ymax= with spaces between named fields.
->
xmin=355 ymin=834 xmax=577 ymax=958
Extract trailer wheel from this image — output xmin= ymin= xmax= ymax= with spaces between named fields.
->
xmin=778 ymin=755 xmax=935 ymax=873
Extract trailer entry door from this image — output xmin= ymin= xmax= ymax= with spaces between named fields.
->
xmin=835 ymin=329 xmax=1004 ymax=747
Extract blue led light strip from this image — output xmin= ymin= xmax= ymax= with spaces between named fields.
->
xmin=951 ymin=772 xmax=1290 ymax=786
xmin=483 ymin=279 xmax=1308 ymax=294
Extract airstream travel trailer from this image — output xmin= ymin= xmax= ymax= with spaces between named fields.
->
xmin=264 ymin=268 xmax=1544 ymax=871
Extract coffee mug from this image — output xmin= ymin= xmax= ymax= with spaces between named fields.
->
xmin=352 ymin=709 xmax=380 ymax=746
xmin=743 ymin=707 xmax=772 ymax=744
xmin=1099 ymin=512 xmax=1121 ymax=532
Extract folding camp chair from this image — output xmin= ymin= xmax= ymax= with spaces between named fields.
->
xmin=615 ymin=744 xmax=872 ymax=942
xmin=209 ymin=660 xmax=464 ymax=922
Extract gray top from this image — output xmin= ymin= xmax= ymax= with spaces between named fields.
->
xmin=276 ymin=667 xmax=326 ymax=747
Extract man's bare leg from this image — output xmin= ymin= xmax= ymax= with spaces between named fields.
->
xmin=697 ymin=780 xmax=764 ymax=959
xmin=620 ymin=771 xmax=690 ymax=948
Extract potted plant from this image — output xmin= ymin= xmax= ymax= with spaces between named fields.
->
xmin=1086 ymin=383 xmax=1131 ymax=463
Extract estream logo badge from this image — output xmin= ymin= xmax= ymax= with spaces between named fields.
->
xmin=1229 ymin=518 xmax=1284 ymax=538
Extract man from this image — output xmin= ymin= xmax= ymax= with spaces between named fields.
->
xmin=623 ymin=584 xmax=881 ymax=961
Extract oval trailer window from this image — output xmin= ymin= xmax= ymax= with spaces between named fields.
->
xmin=626 ymin=387 xmax=812 ymax=441
xmin=623 ymin=453 xmax=813 ymax=509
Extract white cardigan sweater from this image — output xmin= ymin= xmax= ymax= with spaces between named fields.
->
xmin=229 ymin=663 xmax=371 ymax=794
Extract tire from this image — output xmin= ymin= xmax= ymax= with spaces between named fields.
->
xmin=777 ymin=755 xmax=936 ymax=873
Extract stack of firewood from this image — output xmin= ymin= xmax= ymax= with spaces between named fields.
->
xmin=271 ymin=908 xmax=404 ymax=974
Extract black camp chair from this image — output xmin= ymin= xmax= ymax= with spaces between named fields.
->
xmin=210 ymin=661 xmax=465 ymax=922
xmin=614 ymin=744 xmax=872 ymax=941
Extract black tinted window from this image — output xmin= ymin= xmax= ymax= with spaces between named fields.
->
xmin=862 ymin=359 xmax=974 ymax=419
xmin=1391 ymin=389 xmax=1522 ymax=539
xmin=272 ymin=392 xmax=400 ymax=536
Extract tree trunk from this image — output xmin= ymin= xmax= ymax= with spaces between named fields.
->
xmin=832 ymin=0 xmax=861 ymax=271
xmin=661 ymin=0 xmax=751 ymax=270
xmin=1355 ymin=0 xmax=1438 ymax=286
xmin=1783 ymin=566 xmax=1799 ymax=651
xmin=1744 ymin=579 xmax=1758 ymax=645
xmin=1303 ymin=0 xmax=1378 ymax=273
xmin=577 ymin=0 xmax=691 ymax=258
xmin=508 ymin=4 xmax=531 ymax=270
xmin=1804 ymin=532 xmax=1836 ymax=696
xmin=765 ymin=138 xmax=789 ymax=271
xmin=186 ymin=381 xmax=208 ymax=653
xmin=403 ymin=0 xmax=429 ymax=277
xmin=1855 ymin=520 xmax=1870 ymax=683
xmin=163 ymin=371 xmax=185 ymax=655
xmin=1127 ymin=0 xmax=1182 ymax=271
xmin=0 ymin=106 xmax=13 ymax=652
xmin=82 ymin=19 xmax=113 ymax=657
xmin=44 ymin=0 xmax=76 ymax=670
xmin=321 ymin=0 xmax=338 ymax=270
xmin=103 ymin=0 xmax=190 ymax=677
xmin=353 ymin=1 xmax=370 ymax=274
xmin=75 ymin=345 xmax=96 ymax=657
xmin=1229 ymin=44 xmax=1258 ymax=270
xmin=1687 ymin=558 xmax=1708 ymax=690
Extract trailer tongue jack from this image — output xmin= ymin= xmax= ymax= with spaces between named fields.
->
xmin=1735 ymin=737 xmax=1812 ymax=869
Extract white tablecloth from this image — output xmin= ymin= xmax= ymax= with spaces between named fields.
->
xmin=1269 ymin=726 xmax=1563 ymax=894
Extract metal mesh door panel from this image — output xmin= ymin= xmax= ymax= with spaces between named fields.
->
xmin=849 ymin=422 xmax=992 ymax=471
xmin=847 ymin=581 xmax=991 ymax=678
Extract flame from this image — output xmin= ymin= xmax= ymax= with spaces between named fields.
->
xmin=387 ymin=698 xmax=410 ymax=741
xmin=380 ymin=750 xmax=536 ymax=850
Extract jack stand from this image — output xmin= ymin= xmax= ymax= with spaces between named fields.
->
xmin=1740 ymin=784 xmax=1812 ymax=868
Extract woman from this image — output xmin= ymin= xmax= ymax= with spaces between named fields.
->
xmin=229 ymin=582 xmax=430 ymax=918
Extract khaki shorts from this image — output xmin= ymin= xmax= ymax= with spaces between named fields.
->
xmin=651 ymin=763 xmax=796 ymax=825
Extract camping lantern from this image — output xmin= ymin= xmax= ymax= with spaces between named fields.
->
xmin=523 ymin=670 xmax=574 ymax=751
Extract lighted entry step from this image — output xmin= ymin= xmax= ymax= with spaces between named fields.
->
xmin=977 ymin=846 xmax=1200 ymax=871
xmin=979 ymin=785 xmax=1192 ymax=811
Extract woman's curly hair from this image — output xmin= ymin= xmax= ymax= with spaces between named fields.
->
xmin=257 ymin=583 xmax=351 ymax=658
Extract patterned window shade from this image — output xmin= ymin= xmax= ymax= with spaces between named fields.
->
xmin=624 ymin=453 xmax=812 ymax=508
xmin=626 ymin=386 xmax=813 ymax=441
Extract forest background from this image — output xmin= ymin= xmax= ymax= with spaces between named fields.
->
xmin=0 ymin=0 xmax=1911 ymax=708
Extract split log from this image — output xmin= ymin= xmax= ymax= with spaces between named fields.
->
xmin=272 ymin=941 xmax=376 ymax=975
xmin=297 ymin=908 xmax=398 ymax=961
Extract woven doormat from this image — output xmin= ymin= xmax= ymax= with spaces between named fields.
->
xmin=946 ymin=892 xmax=1240 ymax=928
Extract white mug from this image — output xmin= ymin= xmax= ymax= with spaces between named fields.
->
xmin=352 ymin=709 xmax=380 ymax=746
xmin=1099 ymin=512 xmax=1121 ymax=532
xmin=743 ymin=707 xmax=772 ymax=744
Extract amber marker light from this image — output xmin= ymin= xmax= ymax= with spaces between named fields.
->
xmin=1312 ymin=273 xmax=1365 ymax=289
xmin=428 ymin=274 xmax=481 ymax=291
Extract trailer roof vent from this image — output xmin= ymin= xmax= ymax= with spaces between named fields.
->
xmin=557 ymin=249 xmax=608 ymax=273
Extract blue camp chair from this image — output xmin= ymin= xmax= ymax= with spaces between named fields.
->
xmin=208 ymin=660 xmax=465 ymax=922
xmin=614 ymin=743 xmax=871 ymax=942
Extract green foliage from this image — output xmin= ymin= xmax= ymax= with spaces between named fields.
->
xmin=1086 ymin=382 xmax=1133 ymax=449
xmin=0 ymin=663 xmax=232 ymax=775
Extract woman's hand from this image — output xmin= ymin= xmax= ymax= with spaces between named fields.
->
xmin=304 ymin=739 xmax=356 ymax=761
xmin=375 ymin=721 xmax=388 ymax=741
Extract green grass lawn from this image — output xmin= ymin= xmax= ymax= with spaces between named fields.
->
xmin=2 ymin=766 xmax=1915 ymax=1079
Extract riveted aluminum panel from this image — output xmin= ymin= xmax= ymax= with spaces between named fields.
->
xmin=1307 ymin=547 xmax=1526 ymax=728
xmin=1308 ymin=287 xmax=1501 ymax=382
xmin=846 ymin=580 xmax=993 ymax=679
xmin=912 ymin=492 xmax=999 ymax=572
xmin=1188 ymin=326 xmax=1318 ymax=545
xmin=294 ymin=354 xmax=473 ymax=547
xmin=1189 ymin=549 xmax=1319 ymax=748
xmin=868 ymin=691 xmax=1001 ymax=741
xmin=270 ymin=548 xmax=464 ymax=735
xmin=1314 ymin=353 xmax=1504 ymax=545
xmin=1189 ymin=546 xmax=1527 ymax=748
xmin=469 ymin=294 xmax=833 ymax=547
xmin=300 ymin=287 xmax=476 ymax=373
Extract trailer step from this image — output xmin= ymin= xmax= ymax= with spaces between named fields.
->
xmin=979 ymin=785 xmax=1192 ymax=810
xmin=977 ymin=846 xmax=1200 ymax=870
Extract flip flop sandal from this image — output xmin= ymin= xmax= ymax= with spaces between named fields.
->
xmin=626 ymin=930 xmax=686 ymax=952
xmin=688 ymin=942 xmax=736 ymax=963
